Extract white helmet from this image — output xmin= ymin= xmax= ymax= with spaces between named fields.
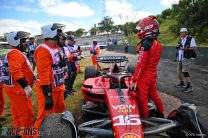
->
xmin=7 ymin=31 xmax=30 ymax=46
xmin=41 ymin=23 xmax=66 ymax=38
xmin=93 ymin=39 xmax=97 ymax=42
xmin=180 ymin=28 xmax=188 ymax=33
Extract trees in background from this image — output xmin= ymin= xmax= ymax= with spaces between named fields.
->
xmin=66 ymin=0 xmax=208 ymax=44
xmin=98 ymin=16 xmax=114 ymax=34
xmin=160 ymin=0 xmax=208 ymax=43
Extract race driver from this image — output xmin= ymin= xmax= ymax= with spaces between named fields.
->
xmin=130 ymin=16 xmax=164 ymax=118
xmin=2 ymin=31 xmax=35 ymax=136
xmin=34 ymin=23 xmax=66 ymax=130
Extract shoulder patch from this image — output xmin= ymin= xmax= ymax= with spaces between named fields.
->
xmin=140 ymin=38 xmax=153 ymax=51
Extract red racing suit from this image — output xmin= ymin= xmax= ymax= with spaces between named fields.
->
xmin=132 ymin=37 xmax=164 ymax=117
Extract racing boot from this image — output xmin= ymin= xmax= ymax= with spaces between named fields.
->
xmin=175 ymin=81 xmax=186 ymax=88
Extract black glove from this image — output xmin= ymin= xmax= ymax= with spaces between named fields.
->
xmin=41 ymin=85 xmax=53 ymax=110
xmin=92 ymin=51 xmax=96 ymax=55
xmin=17 ymin=77 xmax=28 ymax=88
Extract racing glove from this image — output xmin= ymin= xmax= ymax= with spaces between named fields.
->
xmin=17 ymin=77 xmax=33 ymax=98
xmin=41 ymin=85 xmax=53 ymax=110
xmin=128 ymin=82 xmax=138 ymax=97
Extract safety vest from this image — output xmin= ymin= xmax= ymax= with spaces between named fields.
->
xmin=0 ymin=49 xmax=35 ymax=86
xmin=37 ymin=44 xmax=65 ymax=87
xmin=59 ymin=47 xmax=69 ymax=73
xmin=90 ymin=45 xmax=99 ymax=55
xmin=28 ymin=43 xmax=37 ymax=58
xmin=66 ymin=44 xmax=78 ymax=63
xmin=29 ymin=43 xmax=37 ymax=52
xmin=67 ymin=44 xmax=78 ymax=55
xmin=59 ymin=47 xmax=69 ymax=62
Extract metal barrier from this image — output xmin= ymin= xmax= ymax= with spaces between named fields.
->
xmin=107 ymin=45 xmax=208 ymax=65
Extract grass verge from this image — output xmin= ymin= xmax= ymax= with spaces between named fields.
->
xmin=1 ymin=58 xmax=91 ymax=127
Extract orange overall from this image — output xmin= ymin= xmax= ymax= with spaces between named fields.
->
xmin=3 ymin=49 xmax=35 ymax=136
xmin=34 ymin=42 xmax=66 ymax=130
xmin=77 ymin=50 xmax=82 ymax=73
xmin=0 ymin=84 xmax=4 ymax=118
xmin=90 ymin=45 xmax=100 ymax=70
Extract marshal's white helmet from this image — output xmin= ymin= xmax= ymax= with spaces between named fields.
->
xmin=7 ymin=31 xmax=30 ymax=46
xmin=41 ymin=23 xmax=66 ymax=38
xmin=93 ymin=39 xmax=97 ymax=42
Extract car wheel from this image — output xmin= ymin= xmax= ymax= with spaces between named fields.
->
xmin=197 ymin=106 xmax=208 ymax=136
xmin=85 ymin=66 xmax=98 ymax=80
xmin=39 ymin=114 xmax=73 ymax=138
xmin=167 ymin=106 xmax=208 ymax=138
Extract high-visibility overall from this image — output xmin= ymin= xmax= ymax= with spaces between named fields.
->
xmin=34 ymin=42 xmax=66 ymax=129
xmin=76 ymin=50 xmax=82 ymax=73
xmin=1 ymin=49 xmax=35 ymax=137
xmin=90 ymin=45 xmax=100 ymax=70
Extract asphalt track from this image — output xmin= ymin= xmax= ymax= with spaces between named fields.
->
xmin=83 ymin=49 xmax=208 ymax=109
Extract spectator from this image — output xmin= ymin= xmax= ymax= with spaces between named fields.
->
xmin=175 ymin=28 xmax=197 ymax=93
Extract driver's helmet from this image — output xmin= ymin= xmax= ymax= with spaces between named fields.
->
xmin=136 ymin=16 xmax=159 ymax=39
xmin=41 ymin=23 xmax=66 ymax=39
xmin=7 ymin=31 xmax=30 ymax=46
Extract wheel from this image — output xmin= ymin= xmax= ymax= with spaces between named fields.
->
xmin=84 ymin=66 xmax=98 ymax=80
xmin=197 ymin=106 xmax=208 ymax=136
xmin=167 ymin=105 xmax=208 ymax=138
xmin=127 ymin=63 xmax=136 ymax=74
xmin=39 ymin=114 xmax=74 ymax=138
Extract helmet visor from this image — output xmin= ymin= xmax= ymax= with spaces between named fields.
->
xmin=51 ymin=23 xmax=66 ymax=31
xmin=14 ymin=31 xmax=30 ymax=40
